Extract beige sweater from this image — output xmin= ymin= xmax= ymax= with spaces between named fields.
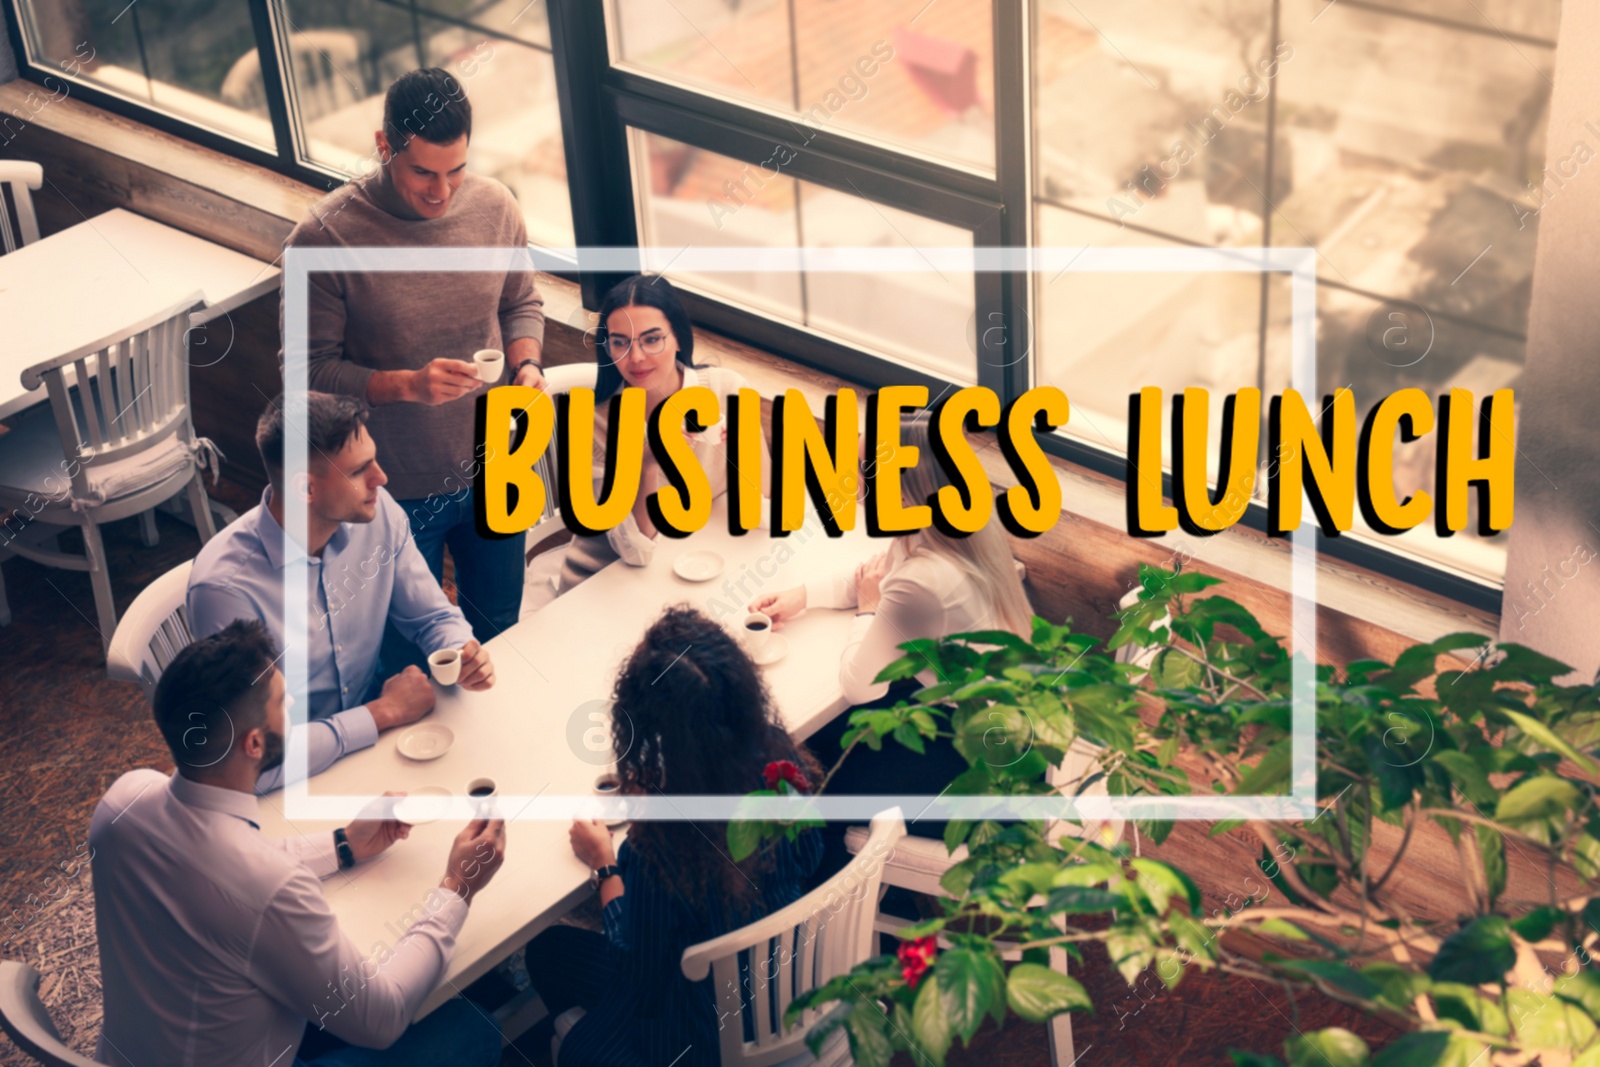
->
xmin=282 ymin=169 xmax=545 ymax=500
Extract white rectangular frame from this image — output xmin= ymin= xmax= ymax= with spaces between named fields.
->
xmin=283 ymin=244 xmax=1319 ymax=824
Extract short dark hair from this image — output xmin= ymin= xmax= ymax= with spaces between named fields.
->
xmin=256 ymin=392 xmax=369 ymax=485
xmin=153 ymin=620 xmax=278 ymax=773
xmin=382 ymin=68 xmax=472 ymax=153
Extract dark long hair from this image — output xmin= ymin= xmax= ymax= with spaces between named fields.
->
xmin=611 ymin=606 xmax=817 ymax=916
xmin=592 ymin=274 xmax=697 ymax=401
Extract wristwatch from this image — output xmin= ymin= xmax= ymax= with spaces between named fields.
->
xmin=333 ymin=827 xmax=356 ymax=870
xmin=591 ymin=864 xmax=620 ymax=888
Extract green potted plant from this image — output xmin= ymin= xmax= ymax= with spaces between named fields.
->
xmin=731 ymin=564 xmax=1600 ymax=1066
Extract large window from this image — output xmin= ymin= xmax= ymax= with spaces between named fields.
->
xmin=3 ymin=0 xmax=1564 ymax=607
xmin=1032 ymin=0 xmax=1559 ymax=589
xmin=11 ymin=0 xmax=574 ymax=248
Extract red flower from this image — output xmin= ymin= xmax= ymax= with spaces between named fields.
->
xmin=898 ymin=937 xmax=937 ymax=990
xmin=763 ymin=760 xmax=810 ymax=793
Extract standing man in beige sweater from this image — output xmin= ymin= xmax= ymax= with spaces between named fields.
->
xmin=283 ymin=67 xmax=546 ymax=655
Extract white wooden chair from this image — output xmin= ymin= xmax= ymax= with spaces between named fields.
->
xmin=551 ymin=810 xmax=906 ymax=1067
xmin=0 ymin=961 xmax=98 ymax=1067
xmin=0 ymin=293 xmax=219 ymax=653
xmin=105 ymin=559 xmax=195 ymax=697
xmin=0 ymin=160 xmax=42 ymax=255
xmin=529 ymin=362 xmax=598 ymax=552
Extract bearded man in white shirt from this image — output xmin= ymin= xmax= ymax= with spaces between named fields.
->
xmin=89 ymin=619 xmax=506 ymax=1066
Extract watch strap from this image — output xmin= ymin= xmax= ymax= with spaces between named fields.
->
xmin=592 ymin=864 xmax=621 ymax=884
xmin=333 ymin=827 xmax=356 ymax=870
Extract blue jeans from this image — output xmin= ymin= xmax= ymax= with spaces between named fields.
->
xmin=393 ymin=488 xmax=526 ymax=644
xmin=295 ymin=998 xmax=500 ymax=1066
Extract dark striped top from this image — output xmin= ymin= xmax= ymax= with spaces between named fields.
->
xmin=590 ymin=829 xmax=824 ymax=1067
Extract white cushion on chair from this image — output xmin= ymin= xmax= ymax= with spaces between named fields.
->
xmin=0 ymin=401 xmax=195 ymax=506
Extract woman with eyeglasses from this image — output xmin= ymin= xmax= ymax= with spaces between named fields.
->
xmin=557 ymin=274 xmax=769 ymax=592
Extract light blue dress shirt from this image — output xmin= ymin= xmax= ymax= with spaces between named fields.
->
xmin=187 ymin=487 xmax=474 ymax=793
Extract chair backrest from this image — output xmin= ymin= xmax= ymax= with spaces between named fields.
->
xmin=682 ymin=809 xmax=907 ymax=1067
xmin=0 ymin=961 xmax=99 ymax=1067
xmin=106 ymin=560 xmax=195 ymax=696
xmin=0 ymin=160 xmax=43 ymax=254
xmin=21 ymin=293 xmax=205 ymax=501
xmin=526 ymin=363 xmax=601 ymax=530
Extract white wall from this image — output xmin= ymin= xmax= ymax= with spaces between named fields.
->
xmin=1499 ymin=0 xmax=1600 ymax=680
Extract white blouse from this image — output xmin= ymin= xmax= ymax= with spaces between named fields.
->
xmin=590 ymin=363 xmax=764 ymax=567
xmin=805 ymin=539 xmax=1005 ymax=705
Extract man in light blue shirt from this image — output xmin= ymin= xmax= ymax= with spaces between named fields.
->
xmin=188 ymin=392 xmax=496 ymax=792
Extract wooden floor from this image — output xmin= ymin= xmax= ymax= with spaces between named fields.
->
xmin=0 ymin=492 xmax=1395 ymax=1067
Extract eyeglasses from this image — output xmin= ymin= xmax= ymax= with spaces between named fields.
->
xmin=605 ymin=331 xmax=670 ymax=358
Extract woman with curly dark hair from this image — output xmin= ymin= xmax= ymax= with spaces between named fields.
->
xmin=523 ymin=605 xmax=822 ymax=1067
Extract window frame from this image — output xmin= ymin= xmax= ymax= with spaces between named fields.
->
xmin=0 ymin=0 xmax=1519 ymax=613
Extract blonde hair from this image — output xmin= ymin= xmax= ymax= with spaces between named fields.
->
xmin=890 ymin=416 xmax=1035 ymax=637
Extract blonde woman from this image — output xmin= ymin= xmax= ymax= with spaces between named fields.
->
xmin=751 ymin=415 xmax=1032 ymax=851
xmin=752 ymin=415 xmax=1032 ymax=705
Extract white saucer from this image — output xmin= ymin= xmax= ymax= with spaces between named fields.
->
xmin=749 ymin=634 xmax=788 ymax=666
xmin=393 ymin=787 xmax=452 ymax=825
xmin=397 ymin=723 xmax=454 ymax=761
xmin=674 ymin=550 xmax=725 ymax=582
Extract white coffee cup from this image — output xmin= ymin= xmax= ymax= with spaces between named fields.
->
xmin=466 ymin=776 xmax=498 ymax=818
xmin=428 ymin=647 xmax=462 ymax=686
xmin=473 ymin=348 xmax=505 ymax=383
xmin=738 ymin=611 xmax=772 ymax=658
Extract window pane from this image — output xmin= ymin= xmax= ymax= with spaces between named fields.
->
xmin=632 ymin=130 xmax=977 ymax=380
xmin=18 ymin=0 xmax=274 ymax=147
xmin=609 ymin=0 xmax=996 ymax=170
xmin=283 ymin=1 xmax=574 ymax=249
xmin=632 ymin=129 xmax=805 ymax=320
xmin=413 ymin=0 xmax=553 ymax=49
xmin=1033 ymin=0 xmax=1275 ymax=246
xmin=1035 ymin=206 xmax=1290 ymax=480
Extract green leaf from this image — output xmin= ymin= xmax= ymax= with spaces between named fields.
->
xmin=893 ymin=722 xmax=928 ymax=754
xmin=1508 ymin=988 xmax=1599 ymax=1049
xmin=1475 ymin=825 xmax=1506 ymax=907
xmin=1131 ymin=858 xmax=1201 ymax=913
xmin=911 ymin=975 xmax=953 ymax=1065
xmin=844 ymin=1000 xmax=895 ymax=1067
xmin=1496 ymin=777 xmax=1581 ymax=822
xmin=1168 ymin=912 xmax=1219 ymax=963
xmin=1235 ymin=739 xmax=1293 ymax=796
xmin=1045 ymin=886 xmax=1124 ymax=916
xmin=1229 ymin=1054 xmax=1284 ymax=1067
xmin=727 ymin=820 xmax=763 ymax=863
xmin=1168 ymin=571 xmax=1224 ymax=594
xmin=1575 ymin=1048 xmax=1600 ymax=1067
xmin=1371 ymin=1031 xmax=1487 ymax=1067
xmin=1285 ymin=1028 xmax=1370 ymax=1067
xmin=803 ymin=1003 xmax=852 ymax=1060
xmin=1554 ymin=972 xmax=1600 ymax=1021
xmin=1430 ymin=982 xmax=1509 ymax=1037
xmin=938 ymin=948 xmax=1005 ymax=1044
xmin=1428 ymin=916 xmax=1515 ymax=985
xmin=1154 ymin=648 xmax=1205 ymax=689
xmin=1504 ymin=708 xmax=1600 ymax=776
xmin=1005 ymin=962 xmax=1092 ymax=1022
xmin=999 ymin=863 xmax=1062 ymax=900
xmin=1359 ymin=963 xmax=1431 ymax=1013
xmin=1255 ymin=918 xmax=1310 ymax=942
xmin=1512 ymin=905 xmax=1563 ymax=943
xmin=1430 ymin=750 xmax=1498 ymax=808
xmin=1274 ymin=959 xmax=1382 ymax=1001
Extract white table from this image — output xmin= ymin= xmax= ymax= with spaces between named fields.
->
xmin=0 ymin=208 xmax=281 ymax=419
xmin=257 ymin=499 xmax=881 ymax=1017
